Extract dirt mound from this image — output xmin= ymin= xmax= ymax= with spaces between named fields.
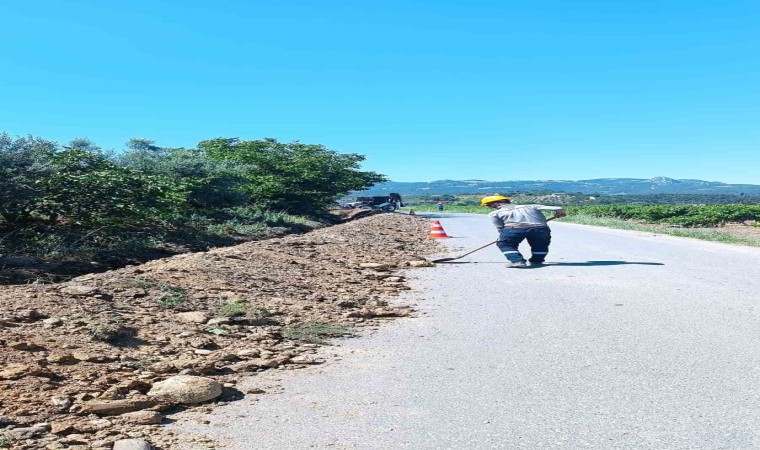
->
xmin=0 ymin=214 xmax=439 ymax=449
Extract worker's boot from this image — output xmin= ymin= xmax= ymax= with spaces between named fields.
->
xmin=506 ymin=260 xmax=527 ymax=268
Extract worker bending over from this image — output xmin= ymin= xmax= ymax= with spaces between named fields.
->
xmin=481 ymin=195 xmax=567 ymax=268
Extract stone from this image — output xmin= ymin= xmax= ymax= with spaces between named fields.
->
xmin=113 ymin=439 xmax=152 ymax=450
xmin=50 ymin=418 xmax=108 ymax=434
xmin=80 ymin=398 xmax=158 ymax=415
xmin=228 ymin=360 xmax=264 ymax=372
xmin=147 ymin=375 xmax=222 ymax=404
xmin=407 ymin=260 xmax=434 ymax=268
xmin=372 ymin=307 xmax=408 ymax=317
xmin=289 ymin=356 xmax=317 ymax=364
xmin=12 ymin=309 xmax=44 ymax=322
xmin=175 ymin=311 xmax=208 ymax=324
xmin=4 ymin=423 xmax=48 ymax=440
xmin=209 ymin=352 xmax=236 ymax=362
xmin=118 ymin=411 xmax=163 ymax=425
xmin=51 ymin=420 xmax=77 ymax=434
xmin=359 ymin=263 xmax=391 ymax=271
xmin=51 ymin=397 xmax=72 ymax=411
xmin=60 ymin=285 xmax=101 ymax=297
xmin=236 ymin=349 xmax=261 ymax=358
xmin=42 ymin=317 xmax=63 ymax=328
xmin=345 ymin=309 xmax=373 ymax=319
xmin=150 ymin=359 xmax=184 ymax=373
xmin=60 ymin=433 xmax=89 ymax=445
xmin=246 ymin=388 xmax=266 ymax=394
xmin=88 ymin=418 xmax=113 ymax=431
xmin=0 ymin=364 xmax=29 ymax=380
xmin=187 ymin=335 xmax=216 ymax=349
xmin=47 ymin=353 xmax=78 ymax=364
xmin=205 ymin=317 xmax=230 ymax=326
xmin=71 ymin=351 xmax=112 ymax=363
xmin=10 ymin=341 xmax=46 ymax=351
xmin=122 ymin=288 xmax=148 ymax=298
xmin=71 ymin=352 xmax=96 ymax=362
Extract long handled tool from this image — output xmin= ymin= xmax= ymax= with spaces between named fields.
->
xmin=431 ymin=216 xmax=558 ymax=263
xmin=431 ymin=240 xmax=497 ymax=263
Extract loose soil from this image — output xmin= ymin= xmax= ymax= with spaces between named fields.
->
xmin=0 ymin=213 xmax=439 ymax=449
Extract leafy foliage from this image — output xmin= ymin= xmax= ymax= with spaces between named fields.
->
xmin=200 ymin=138 xmax=387 ymax=213
xmin=565 ymin=205 xmax=760 ymax=227
xmin=1 ymin=132 xmax=383 ymax=227
xmin=118 ymin=142 xmax=252 ymax=209
xmin=0 ymin=133 xmax=58 ymax=224
xmin=40 ymin=148 xmax=189 ymax=226
xmin=0 ymin=433 xmax=13 ymax=448
xmin=1 ymin=132 xmax=386 ymax=283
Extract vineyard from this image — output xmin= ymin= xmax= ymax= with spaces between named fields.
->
xmin=402 ymin=202 xmax=760 ymax=228
xmin=565 ymin=205 xmax=760 ymax=227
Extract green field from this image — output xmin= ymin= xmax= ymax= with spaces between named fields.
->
xmin=400 ymin=203 xmax=760 ymax=247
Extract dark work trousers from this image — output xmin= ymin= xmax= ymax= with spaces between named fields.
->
xmin=496 ymin=226 xmax=551 ymax=264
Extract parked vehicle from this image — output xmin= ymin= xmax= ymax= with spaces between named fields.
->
xmin=344 ymin=193 xmax=404 ymax=212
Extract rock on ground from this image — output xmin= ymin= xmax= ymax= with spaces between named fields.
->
xmin=147 ymin=376 xmax=222 ymax=404
xmin=113 ymin=439 xmax=152 ymax=450
xmin=0 ymin=214 xmax=438 ymax=449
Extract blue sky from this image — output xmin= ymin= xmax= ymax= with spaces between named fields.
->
xmin=1 ymin=0 xmax=758 ymax=183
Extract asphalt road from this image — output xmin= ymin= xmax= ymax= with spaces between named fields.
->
xmin=175 ymin=213 xmax=760 ymax=449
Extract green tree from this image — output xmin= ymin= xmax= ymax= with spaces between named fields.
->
xmin=40 ymin=148 xmax=188 ymax=226
xmin=67 ymin=137 xmax=102 ymax=153
xmin=199 ymin=138 xmax=386 ymax=213
xmin=118 ymin=139 xmax=252 ymax=208
xmin=0 ymin=133 xmax=58 ymax=224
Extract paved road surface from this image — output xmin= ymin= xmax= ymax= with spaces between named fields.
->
xmin=174 ymin=213 xmax=760 ymax=449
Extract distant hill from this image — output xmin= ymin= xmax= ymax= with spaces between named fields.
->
xmin=355 ymin=177 xmax=760 ymax=196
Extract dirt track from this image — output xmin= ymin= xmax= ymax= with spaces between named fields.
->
xmin=0 ymin=214 xmax=438 ymax=449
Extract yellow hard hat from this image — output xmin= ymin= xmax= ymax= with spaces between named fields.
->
xmin=480 ymin=195 xmax=511 ymax=206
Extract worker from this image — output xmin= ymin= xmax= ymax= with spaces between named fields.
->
xmin=481 ymin=195 xmax=567 ymax=268
xmin=437 ymin=202 xmax=444 ymax=211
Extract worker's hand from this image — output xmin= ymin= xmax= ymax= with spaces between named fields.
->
xmin=553 ymin=212 xmax=567 ymax=219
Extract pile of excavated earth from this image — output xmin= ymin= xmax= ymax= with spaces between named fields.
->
xmin=0 ymin=214 xmax=440 ymax=449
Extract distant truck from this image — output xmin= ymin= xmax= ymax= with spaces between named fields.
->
xmin=344 ymin=193 xmax=404 ymax=212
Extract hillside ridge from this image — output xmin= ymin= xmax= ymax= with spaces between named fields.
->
xmin=356 ymin=177 xmax=760 ymax=196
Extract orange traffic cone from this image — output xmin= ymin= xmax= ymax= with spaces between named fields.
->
xmin=428 ymin=220 xmax=450 ymax=238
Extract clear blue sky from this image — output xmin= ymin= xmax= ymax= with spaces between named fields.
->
xmin=1 ymin=0 xmax=758 ymax=183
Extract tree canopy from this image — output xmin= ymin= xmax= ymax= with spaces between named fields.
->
xmin=0 ymin=132 xmax=386 ymax=226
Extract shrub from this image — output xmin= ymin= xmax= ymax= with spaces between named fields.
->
xmin=0 ymin=133 xmax=57 ymax=224
xmin=40 ymin=148 xmax=189 ymax=226
xmin=88 ymin=320 xmax=131 ymax=343
xmin=158 ymin=286 xmax=187 ymax=309
xmin=221 ymin=300 xmax=249 ymax=318
xmin=0 ymin=433 xmax=13 ymax=448
xmin=249 ymin=307 xmax=274 ymax=324
xmin=118 ymin=140 xmax=252 ymax=209
xmin=200 ymin=138 xmax=387 ymax=214
xmin=566 ymin=204 xmax=760 ymax=227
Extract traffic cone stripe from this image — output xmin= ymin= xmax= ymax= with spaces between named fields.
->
xmin=428 ymin=220 xmax=450 ymax=238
